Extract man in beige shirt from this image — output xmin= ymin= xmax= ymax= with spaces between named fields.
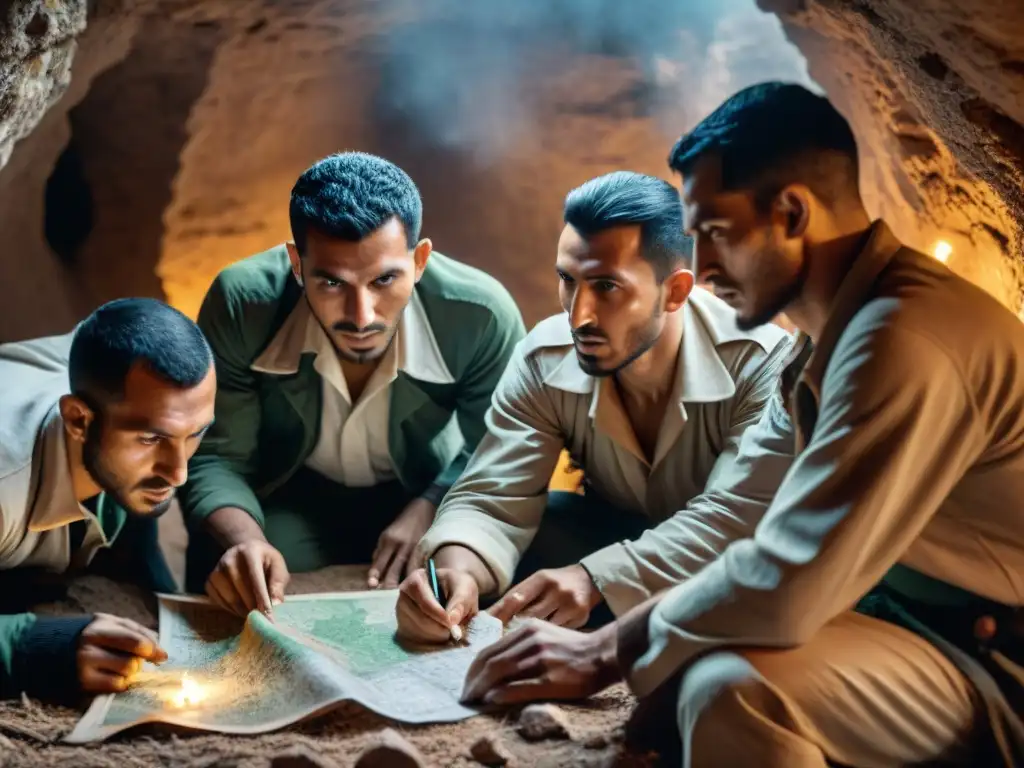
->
xmin=461 ymin=83 xmax=1024 ymax=767
xmin=397 ymin=171 xmax=790 ymax=641
xmin=0 ymin=299 xmax=216 ymax=702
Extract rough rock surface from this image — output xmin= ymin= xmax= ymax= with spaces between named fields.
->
xmin=353 ymin=728 xmax=426 ymax=768
xmin=516 ymin=703 xmax=573 ymax=741
xmin=760 ymin=0 xmax=1024 ymax=311
xmin=469 ymin=732 xmax=513 ymax=766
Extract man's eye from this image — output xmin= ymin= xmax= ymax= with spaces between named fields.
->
xmin=594 ymin=281 xmax=617 ymax=293
xmin=708 ymin=226 xmax=727 ymax=241
xmin=557 ymin=272 xmax=574 ymax=284
xmin=320 ymin=278 xmax=342 ymax=289
xmin=138 ymin=435 xmax=160 ymax=446
xmin=375 ymin=275 xmax=396 ymax=287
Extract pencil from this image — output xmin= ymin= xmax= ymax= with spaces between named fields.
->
xmin=427 ymin=557 xmax=462 ymax=643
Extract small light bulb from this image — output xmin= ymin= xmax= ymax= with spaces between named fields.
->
xmin=933 ymin=240 xmax=952 ymax=263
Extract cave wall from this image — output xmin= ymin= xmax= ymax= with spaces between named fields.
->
xmin=761 ymin=0 xmax=1024 ymax=312
xmin=1 ymin=0 xmax=1023 ymax=341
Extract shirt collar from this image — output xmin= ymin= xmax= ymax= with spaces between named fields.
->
xmin=27 ymin=404 xmax=88 ymax=533
xmin=542 ymin=287 xmax=780 ymax=404
xmin=794 ymin=219 xmax=904 ymax=400
xmin=251 ymin=289 xmax=455 ymax=385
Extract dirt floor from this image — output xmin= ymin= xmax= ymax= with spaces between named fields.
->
xmin=0 ymin=561 xmax=662 ymax=768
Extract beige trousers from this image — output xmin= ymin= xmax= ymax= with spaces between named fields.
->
xmin=677 ymin=611 xmax=980 ymax=767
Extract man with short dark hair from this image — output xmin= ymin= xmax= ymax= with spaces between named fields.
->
xmin=180 ymin=152 xmax=525 ymax=615
xmin=459 ymin=83 xmax=1024 ymax=767
xmin=396 ymin=171 xmax=791 ymax=642
xmin=0 ymin=298 xmax=217 ymax=701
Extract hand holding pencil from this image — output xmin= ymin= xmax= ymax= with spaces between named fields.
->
xmin=395 ymin=559 xmax=480 ymax=644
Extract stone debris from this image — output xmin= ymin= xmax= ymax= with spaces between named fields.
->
xmin=469 ymin=732 xmax=513 ymax=766
xmin=516 ymin=703 xmax=571 ymax=741
xmin=354 ymin=728 xmax=427 ymax=768
xmin=270 ymin=744 xmax=339 ymax=768
xmin=582 ymin=730 xmax=609 ymax=749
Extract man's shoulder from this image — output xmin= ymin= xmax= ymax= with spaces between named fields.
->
xmin=687 ymin=288 xmax=789 ymax=354
xmin=199 ymin=245 xmax=298 ymax=356
xmin=416 ymin=252 xmax=524 ymax=334
xmin=208 ymin=245 xmax=293 ymax=307
xmin=0 ymin=335 xmax=71 ymax=485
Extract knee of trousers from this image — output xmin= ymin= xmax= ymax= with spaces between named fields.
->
xmin=676 ymin=651 xmax=766 ymax=763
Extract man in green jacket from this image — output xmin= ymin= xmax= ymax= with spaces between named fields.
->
xmin=179 ymin=152 xmax=525 ymax=615
xmin=0 ymin=298 xmax=215 ymax=701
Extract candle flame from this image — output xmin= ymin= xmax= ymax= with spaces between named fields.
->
xmin=933 ymin=240 xmax=952 ymax=263
xmin=171 ymin=673 xmax=207 ymax=708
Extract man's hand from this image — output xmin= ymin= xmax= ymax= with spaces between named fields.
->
xmin=396 ymin=566 xmax=480 ymax=644
xmin=206 ymin=540 xmax=289 ymax=618
xmin=461 ymin=619 xmax=621 ymax=705
xmin=488 ymin=565 xmax=602 ymax=628
xmin=78 ymin=613 xmax=168 ymax=693
xmin=368 ymin=497 xmax=436 ymax=589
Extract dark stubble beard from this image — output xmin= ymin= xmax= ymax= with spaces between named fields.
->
xmin=82 ymin=420 xmax=174 ymax=518
xmin=735 ymin=241 xmax=810 ymax=331
xmin=576 ymin=300 xmax=664 ymax=378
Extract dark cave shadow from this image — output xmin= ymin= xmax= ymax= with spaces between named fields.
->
xmin=53 ymin=16 xmax=227 ymax=308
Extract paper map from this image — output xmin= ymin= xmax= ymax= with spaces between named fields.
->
xmin=66 ymin=591 xmax=502 ymax=743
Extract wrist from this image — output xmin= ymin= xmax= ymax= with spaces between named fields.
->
xmin=577 ymin=563 xmax=605 ymax=610
xmin=592 ymin=622 xmax=624 ymax=690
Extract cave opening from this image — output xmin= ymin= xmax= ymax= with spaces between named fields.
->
xmin=43 ymin=138 xmax=94 ymax=265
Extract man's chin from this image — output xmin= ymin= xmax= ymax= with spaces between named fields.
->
xmin=123 ymin=494 xmax=174 ymax=518
xmin=575 ymin=353 xmax=616 ymax=378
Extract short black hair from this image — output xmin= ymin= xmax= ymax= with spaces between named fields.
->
xmin=668 ymin=82 xmax=861 ymax=210
xmin=289 ymin=151 xmax=423 ymax=254
xmin=69 ymin=298 xmax=213 ymax=406
xmin=563 ymin=171 xmax=692 ymax=280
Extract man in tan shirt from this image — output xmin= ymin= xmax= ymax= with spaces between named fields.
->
xmin=461 ymin=83 xmax=1024 ymax=767
xmin=397 ymin=171 xmax=790 ymax=640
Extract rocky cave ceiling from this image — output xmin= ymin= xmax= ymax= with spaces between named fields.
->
xmin=0 ymin=0 xmax=1021 ymax=341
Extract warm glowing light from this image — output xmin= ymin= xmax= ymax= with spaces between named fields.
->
xmin=170 ymin=673 xmax=207 ymax=708
xmin=933 ymin=240 xmax=953 ymax=263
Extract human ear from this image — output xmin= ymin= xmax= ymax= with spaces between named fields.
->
xmin=412 ymin=238 xmax=433 ymax=281
xmin=285 ymin=242 xmax=304 ymax=287
xmin=59 ymin=394 xmax=95 ymax=444
xmin=662 ymin=268 xmax=696 ymax=313
xmin=776 ymin=186 xmax=811 ymax=239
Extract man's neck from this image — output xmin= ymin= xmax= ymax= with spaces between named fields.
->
xmin=64 ymin=432 xmax=101 ymax=505
xmin=340 ymin=357 xmax=381 ymax=404
xmin=784 ymin=213 xmax=873 ymax=341
xmin=615 ymin=313 xmax=683 ymax=404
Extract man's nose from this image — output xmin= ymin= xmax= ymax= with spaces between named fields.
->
xmin=348 ymin=288 xmax=375 ymax=330
xmin=156 ymin=443 xmax=189 ymax=487
xmin=693 ymin=238 xmax=717 ymax=284
xmin=568 ymin=285 xmax=597 ymax=331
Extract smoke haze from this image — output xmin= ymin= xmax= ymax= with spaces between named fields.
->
xmin=373 ymin=0 xmax=820 ymax=162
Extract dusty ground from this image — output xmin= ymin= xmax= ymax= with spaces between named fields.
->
xmin=0 ymin=563 xmax=660 ymax=768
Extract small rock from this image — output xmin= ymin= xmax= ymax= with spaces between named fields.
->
xmin=354 ymin=728 xmax=426 ymax=768
xmin=469 ymin=732 xmax=512 ymax=766
xmin=270 ymin=745 xmax=338 ymax=768
xmin=582 ymin=731 xmax=609 ymax=749
xmin=516 ymin=703 xmax=571 ymax=741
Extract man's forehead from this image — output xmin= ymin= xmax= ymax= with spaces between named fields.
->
xmin=109 ymin=364 xmax=215 ymax=429
xmin=306 ymin=220 xmax=412 ymax=277
xmin=557 ymin=224 xmax=642 ymax=269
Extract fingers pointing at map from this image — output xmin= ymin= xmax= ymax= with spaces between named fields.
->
xmin=206 ymin=540 xmax=290 ymax=618
xmin=396 ymin=567 xmax=479 ymax=643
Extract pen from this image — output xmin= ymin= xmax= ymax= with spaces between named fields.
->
xmin=427 ymin=557 xmax=462 ymax=643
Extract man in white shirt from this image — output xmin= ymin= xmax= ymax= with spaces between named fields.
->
xmin=460 ymin=83 xmax=1024 ymax=767
xmin=397 ymin=171 xmax=791 ymax=639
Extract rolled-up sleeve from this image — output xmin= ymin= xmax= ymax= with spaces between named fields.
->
xmin=416 ymin=344 xmax=566 ymax=593
xmin=630 ymin=318 xmax=983 ymax=697
xmin=582 ymin=336 xmax=796 ymax=616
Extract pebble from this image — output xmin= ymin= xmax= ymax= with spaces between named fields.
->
xmin=516 ymin=703 xmax=571 ymax=741
xmin=582 ymin=731 xmax=609 ymax=749
xmin=270 ymin=745 xmax=339 ymax=768
xmin=354 ymin=728 xmax=426 ymax=768
xmin=469 ymin=733 xmax=512 ymax=766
